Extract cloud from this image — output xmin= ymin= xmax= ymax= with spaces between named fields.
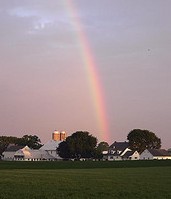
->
xmin=7 ymin=7 xmax=55 ymax=33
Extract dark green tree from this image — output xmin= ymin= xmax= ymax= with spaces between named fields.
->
xmin=97 ymin=142 xmax=109 ymax=152
xmin=93 ymin=142 xmax=109 ymax=160
xmin=57 ymin=131 xmax=97 ymax=160
xmin=0 ymin=134 xmax=42 ymax=154
xmin=127 ymin=129 xmax=161 ymax=153
xmin=0 ymin=136 xmax=18 ymax=155
xmin=57 ymin=141 xmax=71 ymax=159
xmin=17 ymin=135 xmax=42 ymax=149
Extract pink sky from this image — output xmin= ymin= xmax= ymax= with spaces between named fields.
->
xmin=0 ymin=0 xmax=171 ymax=148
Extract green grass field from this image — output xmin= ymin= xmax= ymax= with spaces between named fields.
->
xmin=0 ymin=161 xmax=171 ymax=199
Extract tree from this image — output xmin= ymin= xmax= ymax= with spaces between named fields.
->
xmin=0 ymin=135 xmax=42 ymax=154
xmin=57 ymin=131 xmax=97 ymax=160
xmin=0 ymin=136 xmax=18 ymax=155
xmin=17 ymin=135 xmax=42 ymax=149
xmin=127 ymin=129 xmax=161 ymax=153
xmin=57 ymin=141 xmax=71 ymax=159
xmin=97 ymin=142 xmax=109 ymax=152
xmin=93 ymin=142 xmax=109 ymax=160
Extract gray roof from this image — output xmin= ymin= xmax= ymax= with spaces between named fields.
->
xmin=5 ymin=144 xmax=24 ymax=152
xmin=109 ymin=141 xmax=129 ymax=151
xmin=122 ymin=151 xmax=135 ymax=158
xmin=148 ymin=149 xmax=171 ymax=156
xmin=40 ymin=140 xmax=61 ymax=151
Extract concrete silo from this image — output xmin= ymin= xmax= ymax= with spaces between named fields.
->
xmin=52 ymin=130 xmax=60 ymax=141
xmin=52 ymin=130 xmax=67 ymax=141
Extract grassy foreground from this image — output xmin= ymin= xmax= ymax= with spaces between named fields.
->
xmin=0 ymin=161 xmax=171 ymax=199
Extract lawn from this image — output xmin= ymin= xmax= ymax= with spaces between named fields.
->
xmin=0 ymin=161 xmax=171 ymax=199
xmin=0 ymin=159 xmax=171 ymax=169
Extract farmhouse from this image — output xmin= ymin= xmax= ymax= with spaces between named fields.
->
xmin=2 ymin=145 xmax=55 ymax=161
xmin=122 ymin=150 xmax=140 ymax=160
xmin=140 ymin=149 xmax=171 ymax=160
xmin=104 ymin=141 xmax=139 ymax=161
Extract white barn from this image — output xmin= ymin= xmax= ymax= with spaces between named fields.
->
xmin=2 ymin=132 xmax=65 ymax=161
xmin=39 ymin=140 xmax=62 ymax=160
xmin=2 ymin=144 xmax=24 ymax=161
xmin=2 ymin=145 xmax=55 ymax=161
xmin=140 ymin=149 xmax=171 ymax=160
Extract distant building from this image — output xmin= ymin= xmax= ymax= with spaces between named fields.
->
xmin=168 ymin=148 xmax=171 ymax=155
xmin=2 ymin=145 xmax=55 ymax=161
xmin=122 ymin=151 xmax=140 ymax=160
xmin=39 ymin=139 xmax=62 ymax=160
xmin=2 ymin=131 xmax=67 ymax=161
xmin=140 ymin=149 xmax=171 ymax=160
xmin=103 ymin=141 xmax=139 ymax=161
xmin=2 ymin=144 xmax=24 ymax=161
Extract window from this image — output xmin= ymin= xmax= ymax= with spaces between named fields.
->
xmin=117 ymin=150 xmax=121 ymax=154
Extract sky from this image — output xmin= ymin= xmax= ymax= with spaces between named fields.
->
xmin=0 ymin=0 xmax=171 ymax=148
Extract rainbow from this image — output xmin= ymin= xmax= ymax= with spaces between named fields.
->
xmin=64 ymin=0 xmax=110 ymax=142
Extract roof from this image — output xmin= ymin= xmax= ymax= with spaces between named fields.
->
xmin=14 ymin=146 xmax=32 ymax=158
xmin=5 ymin=144 xmax=24 ymax=152
xmin=14 ymin=147 xmax=55 ymax=160
xmin=148 ymin=149 xmax=171 ymax=157
xmin=40 ymin=151 xmax=55 ymax=160
xmin=25 ymin=150 xmax=55 ymax=160
xmin=109 ymin=141 xmax=129 ymax=151
xmin=40 ymin=140 xmax=62 ymax=151
xmin=122 ymin=151 xmax=135 ymax=158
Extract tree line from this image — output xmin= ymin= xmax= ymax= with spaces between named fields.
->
xmin=0 ymin=129 xmax=161 ymax=159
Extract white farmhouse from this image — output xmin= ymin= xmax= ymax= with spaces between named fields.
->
xmin=105 ymin=141 xmax=139 ymax=161
xmin=122 ymin=150 xmax=139 ymax=160
xmin=140 ymin=149 xmax=171 ymax=160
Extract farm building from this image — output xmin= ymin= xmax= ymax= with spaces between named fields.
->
xmin=39 ymin=139 xmax=62 ymax=160
xmin=2 ymin=144 xmax=24 ymax=161
xmin=140 ymin=149 xmax=171 ymax=160
xmin=2 ymin=145 xmax=55 ymax=161
xmin=104 ymin=141 xmax=139 ymax=161
xmin=168 ymin=148 xmax=171 ymax=155
xmin=122 ymin=150 xmax=140 ymax=160
xmin=2 ymin=131 xmax=65 ymax=161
